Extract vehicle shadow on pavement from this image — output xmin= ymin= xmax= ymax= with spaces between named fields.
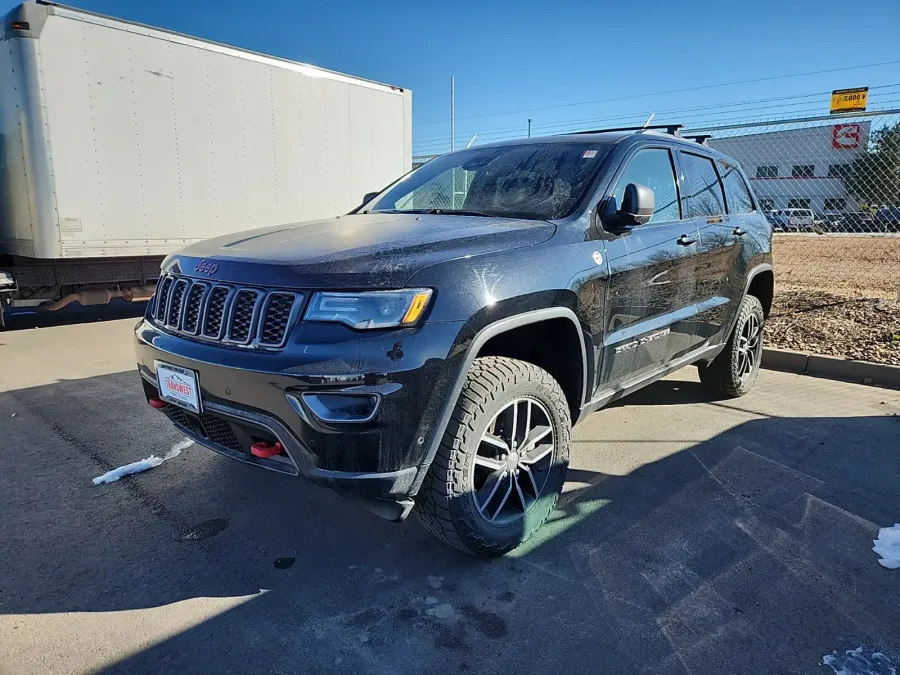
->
xmin=605 ymin=375 xmax=726 ymax=407
xmin=1 ymin=372 xmax=898 ymax=674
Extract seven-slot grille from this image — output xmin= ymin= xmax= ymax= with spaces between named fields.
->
xmin=152 ymin=273 xmax=302 ymax=349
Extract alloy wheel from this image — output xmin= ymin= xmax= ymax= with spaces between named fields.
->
xmin=736 ymin=313 xmax=761 ymax=381
xmin=470 ymin=397 xmax=554 ymax=525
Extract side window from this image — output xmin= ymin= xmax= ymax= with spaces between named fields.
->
xmin=681 ymin=153 xmax=726 ymax=217
xmin=718 ymin=160 xmax=755 ymax=214
xmin=611 ymin=148 xmax=680 ymax=223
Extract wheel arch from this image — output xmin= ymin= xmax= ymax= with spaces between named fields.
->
xmin=745 ymin=265 xmax=774 ymax=318
xmin=409 ymin=307 xmax=588 ymax=495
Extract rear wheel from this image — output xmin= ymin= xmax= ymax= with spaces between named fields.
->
xmin=698 ymin=294 xmax=765 ymax=398
xmin=415 ymin=356 xmax=570 ymax=557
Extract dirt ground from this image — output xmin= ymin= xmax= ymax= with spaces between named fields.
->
xmin=773 ymin=234 xmax=900 ymax=298
xmin=769 ymin=235 xmax=900 ymax=365
xmin=767 ymin=291 xmax=900 ymax=365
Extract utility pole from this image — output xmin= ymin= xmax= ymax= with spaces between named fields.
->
xmin=450 ymin=76 xmax=455 ymax=153
xmin=450 ymin=76 xmax=456 ymax=208
xmin=528 ymin=118 xmax=532 ymax=138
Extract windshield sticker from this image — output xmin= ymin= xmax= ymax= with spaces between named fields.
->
xmin=582 ymin=150 xmax=598 ymax=159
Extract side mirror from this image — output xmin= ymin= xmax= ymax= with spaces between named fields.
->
xmin=361 ymin=191 xmax=380 ymax=206
xmin=619 ymin=183 xmax=655 ymax=225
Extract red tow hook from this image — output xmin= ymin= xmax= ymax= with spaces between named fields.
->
xmin=148 ymin=397 xmax=167 ymax=409
xmin=250 ymin=441 xmax=283 ymax=459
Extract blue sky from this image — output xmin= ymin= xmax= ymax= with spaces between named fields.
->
xmin=4 ymin=0 xmax=900 ymax=155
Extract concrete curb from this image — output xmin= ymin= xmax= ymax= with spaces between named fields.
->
xmin=762 ymin=348 xmax=900 ymax=388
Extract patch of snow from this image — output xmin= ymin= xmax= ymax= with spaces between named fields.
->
xmin=424 ymin=596 xmax=438 ymax=605
xmin=427 ymin=575 xmax=444 ymax=589
xmin=425 ymin=603 xmax=456 ymax=620
xmin=92 ymin=457 xmax=164 ymax=484
xmin=823 ymin=647 xmax=896 ymax=675
xmin=873 ymin=524 xmax=900 ymax=569
xmin=92 ymin=438 xmax=193 ymax=484
xmin=164 ymin=437 xmax=194 ymax=460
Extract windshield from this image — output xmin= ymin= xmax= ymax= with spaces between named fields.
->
xmin=368 ymin=142 xmax=610 ymax=221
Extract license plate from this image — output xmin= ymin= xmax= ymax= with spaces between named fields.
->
xmin=156 ymin=361 xmax=201 ymax=413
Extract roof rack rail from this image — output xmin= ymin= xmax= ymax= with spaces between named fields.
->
xmin=683 ymin=134 xmax=712 ymax=146
xmin=568 ymin=124 xmax=683 ymax=136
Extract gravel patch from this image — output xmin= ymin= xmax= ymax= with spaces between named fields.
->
xmin=767 ymin=291 xmax=900 ymax=366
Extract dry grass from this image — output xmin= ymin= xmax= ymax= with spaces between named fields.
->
xmin=773 ymin=234 xmax=900 ymax=298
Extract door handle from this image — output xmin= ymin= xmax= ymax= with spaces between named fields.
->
xmin=733 ymin=227 xmax=747 ymax=236
xmin=676 ymin=234 xmax=697 ymax=246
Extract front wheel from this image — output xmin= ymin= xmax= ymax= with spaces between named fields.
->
xmin=698 ymin=294 xmax=765 ymax=398
xmin=415 ymin=356 xmax=571 ymax=557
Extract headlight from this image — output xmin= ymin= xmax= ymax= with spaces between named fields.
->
xmin=304 ymin=289 xmax=433 ymax=329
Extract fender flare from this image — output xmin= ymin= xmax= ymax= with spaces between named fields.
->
xmin=724 ymin=263 xmax=774 ymax=338
xmin=409 ymin=307 xmax=588 ymax=495
xmin=744 ymin=263 xmax=774 ymax=293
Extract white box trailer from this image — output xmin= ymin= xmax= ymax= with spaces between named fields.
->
xmin=0 ymin=1 xmax=412 ymax=324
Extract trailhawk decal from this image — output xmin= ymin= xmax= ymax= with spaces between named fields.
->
xmin=614 ymin=328 xmax=670 ymax=354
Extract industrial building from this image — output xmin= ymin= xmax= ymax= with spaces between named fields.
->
xmin=709 ymin=122 xmax=870 ymax=215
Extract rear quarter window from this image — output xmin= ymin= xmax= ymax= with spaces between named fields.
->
xmin=718 ymin=160 xmax=756 ymax=215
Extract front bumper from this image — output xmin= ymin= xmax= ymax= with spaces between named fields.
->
xmin=134 ymin=317 xmax=466 ymax=520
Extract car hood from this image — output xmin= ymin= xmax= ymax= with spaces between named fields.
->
xmin=165 ymin=213 xmax=556 ymax=288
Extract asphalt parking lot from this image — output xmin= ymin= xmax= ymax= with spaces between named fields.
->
xmin=1 ymin=310 xmax=899 ymax=675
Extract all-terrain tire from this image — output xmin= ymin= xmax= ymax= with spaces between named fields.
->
xmin=698 ymin=294 xmax=765 ymax=398
xmin=415 ymin=356 xmax=571 ymax=557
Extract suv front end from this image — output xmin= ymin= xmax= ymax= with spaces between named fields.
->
xmin=135 ymin=256 xmax=466 ymax=522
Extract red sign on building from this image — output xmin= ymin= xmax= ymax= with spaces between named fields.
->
xmin=832 ymin=123 xmax=861 ymax=149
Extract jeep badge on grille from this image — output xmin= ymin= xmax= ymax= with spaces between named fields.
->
xmin=195 ymin=260 xmax=219 ymax=276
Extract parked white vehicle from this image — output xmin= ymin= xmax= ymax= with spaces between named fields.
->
xmin=767 ymin=208 xmax=815 ymax=232
xmin=0 ymin=1 xmax=412 ymax=325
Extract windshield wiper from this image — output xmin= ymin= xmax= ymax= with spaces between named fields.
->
xmin=427 ymin=208 xmax=494 ymax=217
xmin=368 ymin=208 xmax=496 ymax=217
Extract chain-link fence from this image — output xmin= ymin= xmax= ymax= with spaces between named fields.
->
xmin=700 ymin=110 xmax=900 ymax=298
xmin=414 ymin=109 xmax=900 ymax=299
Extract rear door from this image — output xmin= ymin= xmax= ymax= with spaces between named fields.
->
xmin=717 ymin=159 xmax=759 ymax=323
xmin=596 ymin=145 xmax=701 ymax=393
xmin=677 ymin=151 xmax=732 ymax=351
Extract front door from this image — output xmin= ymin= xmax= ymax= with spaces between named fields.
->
xmin=595 ymin=146 xmax=701 ymax=394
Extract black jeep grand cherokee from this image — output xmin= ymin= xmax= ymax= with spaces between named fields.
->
xmin=136 ymin=128 xmax=773 ymax=556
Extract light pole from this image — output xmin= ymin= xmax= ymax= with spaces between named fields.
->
xmin=450 ymin=76 xmax=456 ymax=208
xmin=528 ymin=118 xmax=532 ymax=138
xmin=450 ymin=76 xmax=455 ymax=153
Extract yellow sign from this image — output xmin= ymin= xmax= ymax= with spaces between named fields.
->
xmin=830 ymin=87 xmax=868 ymax=114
